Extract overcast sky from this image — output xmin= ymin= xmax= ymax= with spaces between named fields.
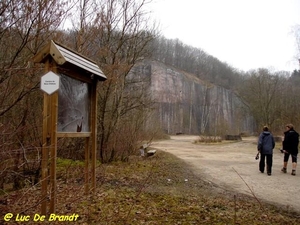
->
xmin=149 ymin=0 xmax=300 ymax=72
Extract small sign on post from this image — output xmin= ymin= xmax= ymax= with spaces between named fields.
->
xmin=41 ymin=71 xmax=60 ymax=95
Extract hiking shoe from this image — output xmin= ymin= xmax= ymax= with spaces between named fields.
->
xmin=291 ymin=170 xmax=296 ymax=176
xmin=281 ymin=168 xmax=287 ymax=173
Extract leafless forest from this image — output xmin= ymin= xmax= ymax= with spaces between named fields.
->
xmin=1 ymin=0 xmax=300 ymax=196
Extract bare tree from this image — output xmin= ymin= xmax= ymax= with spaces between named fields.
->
xmin=0 ymin=0 xmax=69 ymax=189
xmin=291 ymin=24 xmax=300 ymax=63
xmin=96 ymin=0 xmax=157 ymax=162
xmin=65 ymin=0 xmax=157 ymax=162
xmin=238 ymin=68 xmax=286 ymax=133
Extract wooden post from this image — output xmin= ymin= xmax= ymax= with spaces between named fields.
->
xmin=49 ymin=91 xmax=58 ymax=213
xmin=41 ymin=59 xmax=58 ymax=214
xmin=85 ymin=137 xmax=90 ymax=194
xmin=41 ymin=92 xmax=50 ymax=214
xmin=41 ymin=60 xmax=51 ymax=214
xmin=91 ymin=82 xmax=97 ymax=191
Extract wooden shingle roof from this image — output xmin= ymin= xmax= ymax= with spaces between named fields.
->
xmin=33 ymin=40 xmax=106 ymax=81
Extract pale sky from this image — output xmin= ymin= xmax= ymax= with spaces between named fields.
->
xmin=149 ymin=0 xmax=300 ymax=72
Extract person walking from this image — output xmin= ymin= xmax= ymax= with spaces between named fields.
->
xmin=281 ymin=124 xmax=299 ymax=176
xmin=257 ymin=126 xmax=275 ymax=176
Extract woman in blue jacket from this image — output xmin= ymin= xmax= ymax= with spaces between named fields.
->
xmin=257 ymin=126 xmax=275 ymax=176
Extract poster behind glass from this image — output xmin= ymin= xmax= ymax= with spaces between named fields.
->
xmin=57 ymin=74 xmax=90 ymax=132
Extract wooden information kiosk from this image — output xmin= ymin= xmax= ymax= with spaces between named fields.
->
xmin=33 ymin=40 xmax=106 ymax=214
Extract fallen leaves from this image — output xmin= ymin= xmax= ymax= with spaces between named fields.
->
xmin=1 ymin=151 xmax=300 ymax=224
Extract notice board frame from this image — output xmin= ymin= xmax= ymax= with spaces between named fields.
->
xmin=33 ymin=40 xmax=106 ymax=215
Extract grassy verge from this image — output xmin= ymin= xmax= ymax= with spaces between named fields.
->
xmin=1 ymin=150 xmax=300 ymax=224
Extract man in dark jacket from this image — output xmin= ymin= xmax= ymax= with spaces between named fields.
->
xmin=257 ymin=126 xmax=275 ymax=176
xmin=281 ymin=124 xmax=299 ymax=176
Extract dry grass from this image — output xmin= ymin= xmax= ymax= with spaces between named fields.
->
xmin=194 ymin=135 xmax=223 ymax=143
xmin=1 ymin=150 xmax=300 ymax=224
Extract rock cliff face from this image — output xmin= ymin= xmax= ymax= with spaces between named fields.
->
xmin=135 ymin=60 xmax=254 ymax=135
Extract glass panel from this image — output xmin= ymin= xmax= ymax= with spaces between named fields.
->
xmin=57 ymin=74 xmax=90 ymax=132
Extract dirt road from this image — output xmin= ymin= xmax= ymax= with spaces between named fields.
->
xmin=152 ymin=135 xmax=300 ymax=212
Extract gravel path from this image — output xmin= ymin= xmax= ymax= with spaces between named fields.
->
xmin=152 ymin=135 xmax=300 ymax=212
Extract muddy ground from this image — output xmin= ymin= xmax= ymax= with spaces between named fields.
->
xmin=151 ymin=135 xmax=300 ymax=213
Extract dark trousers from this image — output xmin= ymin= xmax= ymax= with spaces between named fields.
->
xmin=283 ymin=152 xmax=298 ymax=163
xmin=259 ymin=154 xmax=273 ymax=173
